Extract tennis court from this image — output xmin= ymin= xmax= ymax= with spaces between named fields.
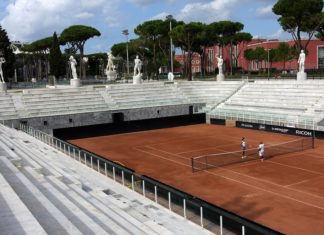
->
xmin=70 ymin=124 xmax=324 ymax=234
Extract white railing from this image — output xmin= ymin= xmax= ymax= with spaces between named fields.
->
xmin=209 ymin=110 xmax=316 ymax=130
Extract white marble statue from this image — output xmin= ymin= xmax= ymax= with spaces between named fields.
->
xmin=298 ymin=50 xmax=306 ymax=73
xmin=0 ymin=57 xmax=5 ymax=83
xmin=69 ymin=56 xmax=78 ymax=79
xmin=134 ymin=55 xmax=142 ymax=76
xmin=168 ymin=71 xmax=174 ymax=81
xmin=106 ymin=53 xmax=115 ymax=72
xmin=217 ymin=55 xmax=223 ymax=75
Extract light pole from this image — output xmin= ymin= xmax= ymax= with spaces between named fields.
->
xmin=166 ymin=15 xmax=174 ymax=73
xmin=122 ymin=29 xmax=129 ymax=75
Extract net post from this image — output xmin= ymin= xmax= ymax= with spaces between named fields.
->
xmin=312 ymin=128 xmax=315 ymax=149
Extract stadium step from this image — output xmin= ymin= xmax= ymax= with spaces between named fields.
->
xmin=22 ymin=166 xmax=109 ymax=234
xmin=0 ymin=157 xmax=82 ymax=235
xmin=0 ymin=171 xmax=47 ymax=235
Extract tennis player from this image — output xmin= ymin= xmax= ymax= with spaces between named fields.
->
xmin=259 ymin=141 xmax=265 ymax=161
xmin=241 ymin=137 xmax=246 ymax=159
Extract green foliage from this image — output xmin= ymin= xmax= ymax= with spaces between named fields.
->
xmin=29 ymin=37 xmax=53 ymax=52
xmin=86 ymin=53 xmax=106 ymax=76
xmin=60 ymin=25 xmax=101 ymax=47
xmin=244 ymin=49 xmax=254 ymax=61
xmin=134 ymin=20 xmax=167 ymax=76
xmin=315 ymin=12 xmax=324 ymax=40
xmin=49 ymin=32 xmax=65 ymax=78
xmin=60 ymin=25 xmax=101 ymax=79
xmin=171 ymin=22 xmax=204 ymax=80
xmin=233 ymin=32 xmax=253 ymax=45
xmin=273 ymin=0 xmax=323 ymax=51
xmin=274 ymin=42 xmax=292 ymax=69
xmin=254 ymin=47 xmax=267 ymax=62
xmin=0 ymin=25 xmax=15 ymax=79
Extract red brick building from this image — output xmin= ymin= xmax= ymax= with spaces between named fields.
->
xmin=175 ymin=38 xmax=324 ymax=74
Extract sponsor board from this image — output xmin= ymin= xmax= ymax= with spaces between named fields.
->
xmin=236 ymin=121 xmax=314 ymax=137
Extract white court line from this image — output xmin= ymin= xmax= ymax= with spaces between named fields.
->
xmin=134 ymin=145 xmax=324 ymax=210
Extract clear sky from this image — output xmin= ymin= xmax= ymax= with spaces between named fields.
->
xmin=0 ymin=0 xmax=290 ymax=54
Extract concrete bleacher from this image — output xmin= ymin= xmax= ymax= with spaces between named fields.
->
xmin=0 ymin=81 xmax=243 ymax=120
xmin=0 ymin=93 xmax=19 ymax=120
xmin=106 ymin=82 xmax=190 ymax=109
xmin=212 ymin=81 xmax=324 ymax=127
xmin=3 ymin=80 xmax=324 ymax=129
xmin=0 ymin=124 xmax=212 ymax=235
xmin=20 ymin=87 xmax=110 ymax=117
xmin=176 ymin=81 xmax=243 ymax=110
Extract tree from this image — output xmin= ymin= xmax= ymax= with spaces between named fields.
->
xmin=60 ymin=25 xmax=101 ymax=79
xmin=49 ymin=32 xmax=65 ymax=78
xmin=244 ymin=47 xmax=267 ymax=71
xmin=254 ymin=47 xmax=267 ymax=70
xmin=274 ymin=42 xmax=293 ymax=70
xmin=273 ymin=0 xmax=323 ymax=52
xmin=134 ymin=20 xmax=165 ymax=78
xmin=0 ymin=25 xmax=15 ymax=80
xmin=244 ymin=49 xmax=254 ymax=71
xmin=195 ymin=23 xmax=214 ymax=76
xmin=23 ymin=36 xmax=53 ymax=80
xmin=207 ymin=21 xmax=250 ymax=75
xmin=171 ymin=22 xmax=204 ymax=80
xmin=232 ymin=32 xmax=252 ymax=70
xmin=315 ymin=12 xmax=324 ymax=40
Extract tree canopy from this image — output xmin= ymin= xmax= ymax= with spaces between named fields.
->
xmin=273 ymin=0 xmax=323 ymax=51
xmin=171 ymin=22 xmax=204 ymax=80
xmin=60 ymin=25 xmax=101 ymax=79
xmin=49 ymin=32 xmax=65 ymax=78
xmin=27 ymin=37 xmax=53 ymax=53
xmin=0 ymin=25 xmax=15 ymax=80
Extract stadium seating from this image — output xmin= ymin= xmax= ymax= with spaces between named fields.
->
xmin=176 ymin=81 xmax=244 ymax=110
xmin=20 ymin=87 xmax=110 ymax=117
xmin=211 ymin=81 xmax=324 ymax=128
xmin=2 ymin=80 xmax=324 ymax=129
xmin=0 ymin=93 xmax=19 ymax=120
xmin=106 ymin=82 xmax=190 ymax=109
xmin=0 ymin=124 xmax=211 ymax=235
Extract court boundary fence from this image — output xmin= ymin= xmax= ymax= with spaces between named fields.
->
xmin=17 ymin=123 xmax=283 ymax=235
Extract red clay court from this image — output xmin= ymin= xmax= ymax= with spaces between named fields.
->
xmin=70 ymin=124 xmax=324 ymax=234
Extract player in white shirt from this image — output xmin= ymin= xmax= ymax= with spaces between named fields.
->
xmin=259 ymin=141 xmax=265 ymax=161
xmin=241 ymin=137 xmax=246 ymax=159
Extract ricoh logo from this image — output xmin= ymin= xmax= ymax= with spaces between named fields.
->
xmin=296 ymin=130 xmax=312 ymax=137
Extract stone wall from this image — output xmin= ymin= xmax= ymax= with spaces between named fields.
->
xmin=8 ymin=104 xmax=200 ymax=134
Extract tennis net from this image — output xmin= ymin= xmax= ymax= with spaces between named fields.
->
xmin=191 ymin=137 xmax=314 ymax=172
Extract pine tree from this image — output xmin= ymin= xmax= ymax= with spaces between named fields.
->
xmin=0 ymin=25 xmax=15 ymax=81
xmin=49 ymin=32 xmax=65 ymax=78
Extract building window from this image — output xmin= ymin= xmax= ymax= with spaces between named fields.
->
xmin=318 ymin=47 xmax=324 ymax=69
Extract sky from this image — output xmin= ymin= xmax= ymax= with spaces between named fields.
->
xmin=0 ymin=0 xmax=291 ymax=54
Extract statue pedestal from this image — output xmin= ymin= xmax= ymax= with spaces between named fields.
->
xmin=106 ymin=70 xmax=117 ymax=81
xmin=217 ymin=73 xmax=225 ymax=81
xmin=70 ymin=78 xmax=81 ymax=87
xmin=133 ymin=74 xmax=143 ymax=84
xmin=297 ymin=72 xmax=307 ymax=81
xmin=0 ymin=83 xmax=7 ymax=93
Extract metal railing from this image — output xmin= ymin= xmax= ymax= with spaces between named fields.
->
xmin=17 ymin=123 xmax=282 ymax=235
xmin=209 ymin=110 xmax=316 ymax=131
